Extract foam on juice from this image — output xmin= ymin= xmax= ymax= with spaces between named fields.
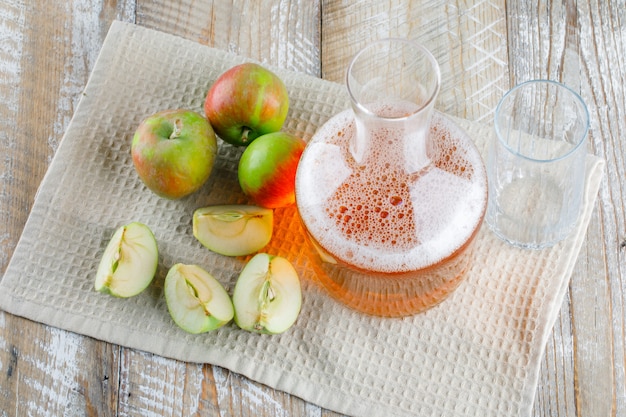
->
xmin=296 ymin=107 xmax=487 ymax=274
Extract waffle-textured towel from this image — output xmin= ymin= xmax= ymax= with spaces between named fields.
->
xmin=0 ymin=21 xmax=605 ymax=417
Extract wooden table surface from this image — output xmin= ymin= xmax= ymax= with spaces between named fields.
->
xmin=1 ymin=1 xmax=624 ymax=416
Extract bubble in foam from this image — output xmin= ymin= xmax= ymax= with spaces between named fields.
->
xmin=295 ymin=108 xmax=487 ymax=273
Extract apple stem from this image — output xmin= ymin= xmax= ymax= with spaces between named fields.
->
xmin=171 ymin=119 xmax=183 ymax=140
xmin=241 ymin=127 xmax=252 ymax=144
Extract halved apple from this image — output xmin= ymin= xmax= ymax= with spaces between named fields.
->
xmin=193 ymin=205 xmax=273 ymax=256
xmin=232 ymin=253 xmax=302 ymax=334
xmin=164 ymin=263 xmax=234 ymax=334
xmin=94 ymin=222 xmax=158 ymax=298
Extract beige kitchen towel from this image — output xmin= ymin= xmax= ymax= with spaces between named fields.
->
xmin=0 ymin=21 xmax=605 ymax=417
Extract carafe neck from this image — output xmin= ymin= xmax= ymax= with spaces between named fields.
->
xmin=350 ymin=99 xmax=436 ymax=174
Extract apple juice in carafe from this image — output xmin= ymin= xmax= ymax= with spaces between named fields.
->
xmin=294 ymin=39 xmax=487 ymax=317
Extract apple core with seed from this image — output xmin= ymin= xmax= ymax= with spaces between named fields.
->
xmin=232 ymin=253 xmax=302 ymax=334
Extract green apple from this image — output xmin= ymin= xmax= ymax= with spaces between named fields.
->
xmin=193 ymin=205 xmax=273 ymax=256
xmin=94 ymin=222 xmax=158 ymax=297
xmin=238 ymin=132 xmax=306 ymax=208
xmin=204 ymin=63 xmax=289 ymax=146
xmin=131 ymin=109 xmax=217 ymax=199
xmin=232 ymin=253 xmax=302 ymax=334
xmin=164 ymin=263 xmax=234 ymax=334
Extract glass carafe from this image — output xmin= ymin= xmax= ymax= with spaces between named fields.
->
xmin=295 ymin=39 xmax=488 ymax=317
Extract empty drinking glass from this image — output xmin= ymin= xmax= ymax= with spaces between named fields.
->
xmin=486 ymin=80 xmax=589 ymax=249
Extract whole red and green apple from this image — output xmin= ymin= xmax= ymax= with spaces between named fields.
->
xmin=204 ymin=63 xmax=289 ymax=146
xmin=131 ymin=109 xmax=217 ymax=199
xmin=237 ymin=132 xmax=306 ymax=209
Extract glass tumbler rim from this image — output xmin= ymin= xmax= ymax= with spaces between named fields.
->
xmin=345 ymin=38 xmax=441 ymax=122
xmin=494 ymin=79 xmax=590 ymax=164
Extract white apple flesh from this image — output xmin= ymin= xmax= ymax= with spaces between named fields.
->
xmin=94 ymin=222 xmax=158 ymax=298
xmin=233 ymin=253 xmax=302 ymax=334
xmin=164 ymin=263 xmax=234 ymax=334
xmin=193 ymin=205 xmax=273 ymax=256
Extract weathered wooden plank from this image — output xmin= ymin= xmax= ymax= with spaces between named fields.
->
xmin=0 ymin=316 xmax=121 ymax=416
xmin=571 ymin=0 xmax=626 ymax=415
xmin=135 ymin=0 xmax=321 ymax=76
xmin=570 ymin=201 xmax=617 ymax=417
xmin=0 ymin=0 xmax=29 ymax=271
xmin=320 ymin=0 xmax=509 ymax=122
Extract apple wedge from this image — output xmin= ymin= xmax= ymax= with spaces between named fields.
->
xmin=233 ymin=253 xmax=302 ymax=334
xmin=193 ymin=205 xmax=273 ymax=256
xmin=164 ymin=263 xmax=234 ymax=334
xmin=94 ymin=222 xmax=158 ymax=298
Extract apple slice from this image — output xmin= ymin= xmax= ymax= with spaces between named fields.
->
xmin=164 ymin=263 xmax=234 ymax=334
xmin=232 ymin=253 xmax=302 ymax=334
xmin=94 ymin=222 xmax=158 ymax=297
xmin=193 ymin=205 xmax=273 ymax=256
